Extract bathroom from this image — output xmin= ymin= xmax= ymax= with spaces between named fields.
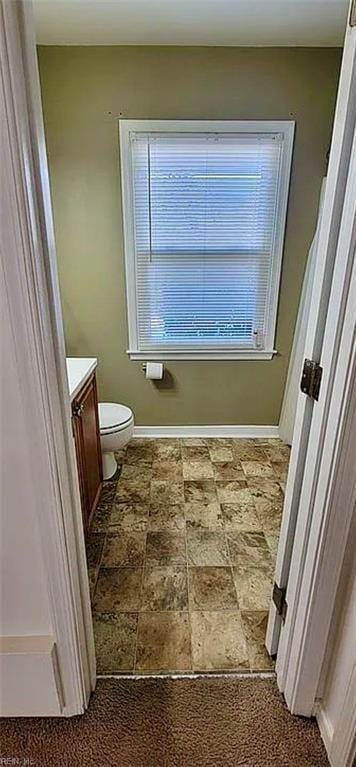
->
xmin=37 ymin=41 xmax=341 ymax=674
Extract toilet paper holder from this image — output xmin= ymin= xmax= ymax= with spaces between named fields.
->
xmin=142 ymin=362 xmax=164 ymax=380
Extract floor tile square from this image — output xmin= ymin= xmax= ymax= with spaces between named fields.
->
xmin=93 ymin=613 xmax=138 ymax=673
xmin=150 ymin=480 xmax=184 ymax=505
xmin=96 ymin=481 xmax=118 ymax=510
xmin=241 ymin=461 xmax=274 ymax=478
xmin=271 ymin=461 xmax=289 ymax=481
xmin=116 ymin=478 xmax=150 ymax=504
xmin=125 ymin=444 xmax=153 ymax=466
xmin=89 ymin=480 xmax=117 ymax=531
xmin=208 ymin=446 xmax=234 ymax=463
xmin=148 ymin=503 xmax=185 ymax=531
xmin=108 ymin=503 xmax=149 ymax=532
xmin=233 ymin=565 xmax=273 ymax=610
xmin=135 ymin=612 xmax=191 ymax=672
xmin=101 ymin=532 xmax=146 ymax=567
xmin=189 ymin=566 xmax=238 ymax=609
xmin=227 ymin=531 xmax=271 ymax=568
xmin=254 ymin=498 xmax=284 ymax=534
xmin=261 ymin=444 xmax=291 ymax=462
xmin=247 ymin=478 xmax=284 ymax=502
xmin=181 ymin=445 xmax=210 ymax=461
xmin=184 ymin=480 xmax=218 ymax=505
xmin=153 ymin=443 xmax=181 ymax=462
xmin=120 ymin=464 xmax=152 ymax=481
xmin=182 ymin=461 xmax=214 ymax=480
xmin=141 ymin=566 xmax=188 ymax=611
xmin=86 ymin=533 xmax=105 ymax=568
xmin=187 ymin=531 xmax=229 ymax=566
xmin=191 ymin=610 xmax=249 ymax=671
xmin=213 ymin=462 xmax=245 ymax=481
xmin=152 ymin=460 xmax=183 ymax=481
xmin=185 ymin=501 xmax=224 ymax=530
xmin=94 ymin=567 xmax=143 ymax=612
xmin=220 ymin=503 xmax=261 ymax=531
xmin=232 ymin=441 xmax=267 ymax=461
xmin=216 ymin=481 xmax=252 ymax=505
xmin=241 ymin=610 xmax=274 ymax=671
xmin=91 ymin=504 xmax=112 ymax=533
xmin=145 ymin=531 xmax=186 ymax=565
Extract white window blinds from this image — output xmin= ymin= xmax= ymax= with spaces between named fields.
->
xmin=121 ymin=122 xmax=294 ymax=359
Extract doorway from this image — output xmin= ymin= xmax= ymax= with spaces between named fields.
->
xmin=3 ymin=5 xmax=355 ymax=759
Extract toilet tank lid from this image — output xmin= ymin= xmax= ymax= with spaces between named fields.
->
xmin=99 ymin=402 xmax=133 ymax=430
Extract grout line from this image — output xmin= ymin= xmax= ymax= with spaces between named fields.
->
xmin=184 ymin=509 xmax=194 ymax=672
xmin=132 ymin=536 xmax=148 ymax=674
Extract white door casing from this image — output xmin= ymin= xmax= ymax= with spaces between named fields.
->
xmin=267 ymin=10 xmax=356 ymax=735
xmin=0 ymin=0 xmax=95 ymax=715
xmin=278 ymin=119 xmax=356 ymax=716
xmin=267 ymin=11 xmax=356 ymax=661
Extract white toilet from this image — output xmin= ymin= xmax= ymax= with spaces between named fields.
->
xmin=99 ymin=402 xmax=134 ymax=480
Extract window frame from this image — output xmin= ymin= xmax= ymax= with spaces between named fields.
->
xmin=119 ymin=119 xmax=295 ymax=361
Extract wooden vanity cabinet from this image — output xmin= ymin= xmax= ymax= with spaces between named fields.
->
xmin=71 ymin=372 xmax=102 ymax=534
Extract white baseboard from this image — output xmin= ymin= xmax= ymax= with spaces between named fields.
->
xmin=133 ymin=425 xmax=279 ymax=439
xmin=0 ymin=635 xmax=63 ymax=716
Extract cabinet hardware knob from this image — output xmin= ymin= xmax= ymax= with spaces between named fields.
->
xmin=72 ymin=402 xmax=84 ymax=417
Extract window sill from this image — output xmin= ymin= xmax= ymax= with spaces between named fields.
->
xmin=127 ymin=349 xmax=277 ymax=361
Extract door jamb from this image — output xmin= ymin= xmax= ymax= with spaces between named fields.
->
xmin=276 ymin=121 xmax=356 ymax=717
xmin=1 ymin=0 xmax=95 ymax=715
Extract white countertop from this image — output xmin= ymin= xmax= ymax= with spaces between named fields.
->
xmin=66 ymin=357 xmax=97 ymax=402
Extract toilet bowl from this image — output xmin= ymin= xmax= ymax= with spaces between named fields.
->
xmin=99 ymin=402 xmax=134 ymax=480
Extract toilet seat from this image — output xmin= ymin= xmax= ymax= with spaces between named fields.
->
xmin=99 ymin=402 xmax=133 ymax=434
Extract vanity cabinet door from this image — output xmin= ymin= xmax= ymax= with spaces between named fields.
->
xmin=72 ymin=373 xmax=102 ymax=533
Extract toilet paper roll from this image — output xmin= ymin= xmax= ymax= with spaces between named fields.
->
xmin=145 ymin=362 xmax=164 ymax=380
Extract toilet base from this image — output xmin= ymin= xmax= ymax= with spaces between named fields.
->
xmin=102 ymin=451 xmax=118 ymax=481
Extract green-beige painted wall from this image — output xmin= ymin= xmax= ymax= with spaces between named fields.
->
xmin=38 ymin=46 xmax=341 ymax=425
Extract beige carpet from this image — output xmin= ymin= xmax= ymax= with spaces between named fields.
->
xmin=0 ymin=677 xmax=329 ymax=766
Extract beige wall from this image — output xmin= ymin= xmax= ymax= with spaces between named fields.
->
xmin=38 ymin=46 xmax=341 ymax=425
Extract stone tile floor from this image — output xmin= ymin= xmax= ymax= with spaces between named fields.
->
xmin=86 ymin=438 xmax=290 ymax=674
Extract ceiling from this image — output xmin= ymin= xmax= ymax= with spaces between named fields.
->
xmin=34 ymin=0 xmax=348 ymax=47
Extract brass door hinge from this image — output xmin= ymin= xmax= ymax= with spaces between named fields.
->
xmin=300 ymin=358 xmax=323 ymax=401
xmin=273 ymin=583 xmax=288 ymax=622
xmin=350 ymin=0 xmax=356 ymax=26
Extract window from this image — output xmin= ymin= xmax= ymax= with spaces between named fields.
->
xmin=120 ymin=120 xmax=294 ymax=360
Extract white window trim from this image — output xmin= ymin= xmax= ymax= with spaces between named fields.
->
xmin=119 ymin=119 xmax=295 ymax=361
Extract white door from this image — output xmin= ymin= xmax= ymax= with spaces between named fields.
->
xmin=278 ymin=178 xmax=326 ymax=446
xmin=266 ymin=11 xmax=356 ymax=657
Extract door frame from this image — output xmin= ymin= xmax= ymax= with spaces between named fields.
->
xmin=272 ymin=11 xmax=356 ymax=725
xmin=1 ymin=0 xmax=95 ymax=715
xmin=276 ymin=121 xmax=356 ymax=716
xmin=267 ymin=8 xmax=356 ymax=660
